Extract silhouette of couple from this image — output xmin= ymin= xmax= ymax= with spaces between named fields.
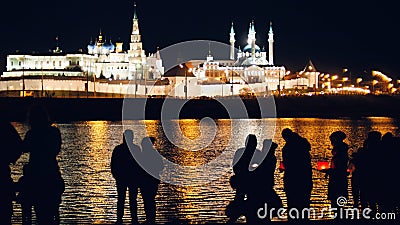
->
xmin=111 ymin=130 xmax=164 ymax=224
xmin=350 ymin=131 xmax=400 ymax=214
xmin=0 ymin=105 xmax=64 ymax=225
xmin=226 ymin=135 xmax=283 ymax=223
xmin=227 ymin=129 xmax=313 ymax=223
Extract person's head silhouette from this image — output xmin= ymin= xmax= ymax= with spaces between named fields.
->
xmin=28 ymin=105 xmax=50 ymax=128
xmin=141 ymin=137 xmax=156 ymax=151
xmin=282 ymin=128 xmax=293 ymax=141
xmin=382 ymin=132 xmax=394 ymax=142
xmin=123 ymin=130 xmax=134 ymax=145
xmin=329 ymin=131 xmax=346 ymax=146
xmin=367 ymin=131 xmax=382 ymax=142
xmin=245 ymin=134 xmax=257 ymax=150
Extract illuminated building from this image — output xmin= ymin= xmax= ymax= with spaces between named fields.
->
xmin=2 ymin=2 xmax=164 ymax=81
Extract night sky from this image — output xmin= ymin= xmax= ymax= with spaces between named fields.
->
xmin=0 ymin=0 xmax=399 ymax=80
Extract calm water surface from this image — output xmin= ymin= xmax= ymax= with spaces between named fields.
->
xmin=10 ymin=118 xmax=400 ymax=223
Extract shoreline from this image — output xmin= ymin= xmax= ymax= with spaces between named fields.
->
xmin=1 ymin=95 xmax=400 ymax=122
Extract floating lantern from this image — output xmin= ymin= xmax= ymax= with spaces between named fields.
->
xmin=317 ymin=161 xmax=330 ymax=171
xmin=279 ymin=162 xmax=285 ymax=171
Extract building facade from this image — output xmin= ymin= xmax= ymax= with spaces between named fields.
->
xmin=2 ymin=2 xmax=164 ymax=81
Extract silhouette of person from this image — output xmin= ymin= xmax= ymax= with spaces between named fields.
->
xmin=23 ymin=105 xmax=64 ymax=224
xmin=111 ymin=130 xmax=141 ymax=224
xmin=16 ymin=164 xmax=34 ymax=224
xmin=325 ymin=131 xmax=349 ymax=209
xmin=358 ymin=131 xmax=382 ymax=214
xmin=226 ymin=134 xmax=258 ymax=223
xmin=246 ymin=139 xmax=282 ymax=222
xmin=139 ymin=137 xmax=164 ymax=224
xmin=281 ymin=128 xmax=312 ymax=219
xmin=380 ymin=132 xmax=396 ymax=212
xmin=0 ymin=120 xmax=22 ymax=225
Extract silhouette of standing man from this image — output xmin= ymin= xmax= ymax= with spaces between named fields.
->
xmin=140 ymin=137 xmax=164 ymax=224
xmin=23 ymin=105 xmax=64 ymax=224
xmin=0 ymin=119 xmax=22 ymax=225
xmin=281 ymin=128 xmax=312 ymax=220
xmin=111 ymin=130 xmax=141 ymax=224
xmin=326 ymin=131 xmax=349 ymax=209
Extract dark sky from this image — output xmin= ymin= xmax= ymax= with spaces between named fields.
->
xmin=0 ymin=0 xmax=399 ymax=80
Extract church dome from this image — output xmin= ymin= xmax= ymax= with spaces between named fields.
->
xmin=88 ymin=43 xmax=95 ymax=50
xmin=102 ymin=41 xmax=115 ymax=52
xmin=243 ymin=44 xmax=261 ymax=53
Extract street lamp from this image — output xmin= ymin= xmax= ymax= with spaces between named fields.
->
xmin=179 ymin=64 xmax=188 ymax=99
xmin=231 ymin=67 xmax=234 ymax=96
xmin=372 ymin=80 xmax=378 ymax=94
xmin=19 ymin=56 xmax=26 ymax=97
xmin=356 ymin=78 xmax=362 ymax=87
xmin=330 ymin=75 xmax=338 ymax=90
xmin=342 ymin=77 xmax=349 ymax=87
xmin=388 ymin=83 xmax=394 ymax=94
xmin=41 ymin=61 xmax=44 ymax=97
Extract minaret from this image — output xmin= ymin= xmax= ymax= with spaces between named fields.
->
xmin=229 ymin=22 xmax=235 ymax=60
xmin=251 ymin=21 xmax=256 ymax=60
xmin=268 ymin=22 xmax=274 ymax=65
xmin=207 ymin=43 xmax=213 ymax=62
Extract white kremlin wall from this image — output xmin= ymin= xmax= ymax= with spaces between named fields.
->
xmin=0 ymin=79 xmax=273 ymax=98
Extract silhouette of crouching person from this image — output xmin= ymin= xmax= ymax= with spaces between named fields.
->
xmin=111 ymin=130 xmax=141 ymax=224
xmin=140 ymin=137 xmax=164 ymax=224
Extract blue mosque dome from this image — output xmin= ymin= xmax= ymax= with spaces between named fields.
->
xmin=243 ymin=44 xmax=261 ymax=53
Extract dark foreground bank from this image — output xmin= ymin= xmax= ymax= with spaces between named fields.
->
xmin=1 ymin=95 xmax=400 ymax=122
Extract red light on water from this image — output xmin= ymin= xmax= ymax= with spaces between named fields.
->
xmin=279 ymin=162 xmax=285 ymax=171
xmin=317 ymin=161 xmax=330 ymax=171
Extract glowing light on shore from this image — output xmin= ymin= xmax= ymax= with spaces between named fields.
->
xmin=330 ymin=86 xmax=371 ymax=95
xmin=372 ymin=70 xmax=393 ymax=82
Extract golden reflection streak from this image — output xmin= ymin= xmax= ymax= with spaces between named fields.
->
xmin=84 ymin=121 xmax=113 ymax=220
xmin=367 ymin=117 xmax=397 ymax=135
xmin=179 ymin=119 xmax=202 ymax=140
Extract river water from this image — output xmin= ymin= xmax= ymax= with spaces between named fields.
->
xmin=10 ymin=118 xmax=400 ymax=223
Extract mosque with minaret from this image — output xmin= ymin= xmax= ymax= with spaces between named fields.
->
xmin=181 ymin=20 xmax=286 ymax=95
xmin=0 ymin=1 xmax=319 ymax=97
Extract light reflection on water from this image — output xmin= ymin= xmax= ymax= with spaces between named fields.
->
xmin=10 ymin=118 xmax=400 ymax=223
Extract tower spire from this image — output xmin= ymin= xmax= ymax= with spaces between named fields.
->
xmin=268 ymin=21 xmax=274 ymax=65
xmin=128 ymin=0 xmax=146 ymax=66
xmin=207 ymin=42 xmax=213 ymax=62
xmin=269 ymin=21 xmax=273 ymax=34
xmin=230 ymin=22 xmax=236 ymax=60
xmin=133 ymin=1 xmax=137 ymax=19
